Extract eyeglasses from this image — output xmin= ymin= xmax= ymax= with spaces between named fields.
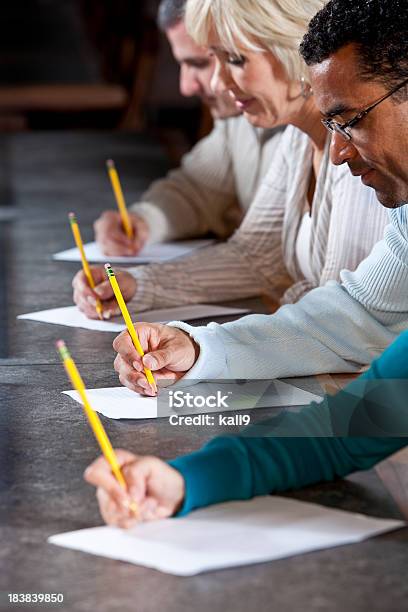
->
xmin=322 ymin=77 xmax=408 ymax=141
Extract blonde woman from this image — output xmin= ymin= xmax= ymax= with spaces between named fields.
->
xmin=73 ymin=0 xmax=387 ymax=322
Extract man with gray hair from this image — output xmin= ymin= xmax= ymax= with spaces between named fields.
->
xmin=91 ymin=0 xmax=282 ymax=257
xmin=157 ymin=0 xmax=237 ymax=119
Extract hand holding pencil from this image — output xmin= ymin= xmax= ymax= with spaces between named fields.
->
xmin=84 ymin=450 xmax=186 ymax=527
xmin=58 ymin=340 xmax=185 ymax=526
xmin=112 ymin=322 xmax=200 ymax=396
xmin=102 ymin=160 xmax=150 ymax=256
xmin=56 ymin=340 xmax=139 ymax=519
xmin=72 ymin=266 xmax=137 ymax=320
xmin=105 ymin=264 xmax=157 ymax=393
xmin=94 ymin=209 xmax=149 ymax=257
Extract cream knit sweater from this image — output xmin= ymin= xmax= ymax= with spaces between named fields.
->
xmin=130 ymin=115 xmax=282 ymax=243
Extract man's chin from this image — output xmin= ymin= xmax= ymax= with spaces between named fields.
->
xmin=362 ymin=172 xmax=406 ymax=209
xmin=375 ymin=189 xmax=407 ymax=209
xmin=210 ymin=108 xmax=241 ymax=120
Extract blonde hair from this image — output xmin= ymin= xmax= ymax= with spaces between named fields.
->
xmin=185 ymin=0 xmax=326 ymax=83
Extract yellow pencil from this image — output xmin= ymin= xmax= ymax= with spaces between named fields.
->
xmin=104 ymin=263 xmax=157 ymax=393
xmin=106 ymin=159 xmax=133 ymax=240
xmin=56 ymin=340 xmax=139 ymax=516
xmin=69 ymin=212 xmax=103 ymax=321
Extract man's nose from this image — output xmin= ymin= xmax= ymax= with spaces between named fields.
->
xmin=179 ymin=66 xmax=201 ymax=97
xmin=330 ymin=131 xmax=359 ymax=166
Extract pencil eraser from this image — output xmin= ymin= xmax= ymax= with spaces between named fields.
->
xmin=104 ymin=263 xmax=111 ymax=269
xmin=68 ymin=212 xmax=75 ymax=218
xmin=56 ymin=340 xmax=65 ymax=349
xmin=106 ymin=159 xmax=114 ymax=168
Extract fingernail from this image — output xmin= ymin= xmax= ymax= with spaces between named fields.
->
xmin=103 ymin=311 xmax=112 ymax=320
xmin=129 ymin=501 xmax=139 ymax=517
xmin=133 ymin=361 xmax=142 ymax=371
xmin=122 ymin=498 xmax=132 ymax=511
xmin=94 ymin=287 xmax=103 ymax=297
xmin=144 ymin=356 xmax=156 ymax=369
xmin=87 ymin=296 xmax=96 ymax=306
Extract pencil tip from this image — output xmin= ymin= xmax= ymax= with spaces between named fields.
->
xmin=104 ymin=263 xmax=111 ymax=269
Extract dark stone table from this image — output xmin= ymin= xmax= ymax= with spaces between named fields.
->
xmin=1 ymin=133 xmax=407 ymax=612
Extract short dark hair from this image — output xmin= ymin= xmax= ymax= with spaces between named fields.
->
xmin=300 ymin=0 xmax=408 ymax=99
xmin=157 ymin=0 xmax=186 ymax=31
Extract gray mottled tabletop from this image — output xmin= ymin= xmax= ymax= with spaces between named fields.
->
xmin=0 ymin=132 xmax=407 ymax=612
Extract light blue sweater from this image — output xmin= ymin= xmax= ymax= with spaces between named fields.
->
xmin=170 ymin=204 xmax=408 ymax=381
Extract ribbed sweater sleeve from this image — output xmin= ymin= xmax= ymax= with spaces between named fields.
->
xmin=129 ymin=120 xmax=238 ymax=244
xmin=168 ymin=206 xmax=408 ymax=382
xmin=169 ymin=330 xmax=408 ymax=515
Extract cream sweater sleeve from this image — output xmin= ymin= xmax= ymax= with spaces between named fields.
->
xmin=129 ymin=120 xmax=240 ymax=244
xmin=126 ymin=138 xmax=293 ymax=313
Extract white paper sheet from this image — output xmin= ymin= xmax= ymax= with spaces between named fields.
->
xmin=52 ymin=239 xmax=214 ymax=264
xmin=18 ymin=304 xmax=249 ymax=332
xmin=62 ymin=380 xmax=322 ymax=420
xmin=48 ymin=496 xmax=404 ymax=576
xmin=18 ymin=306 xmax=125 ymax=332
xmin=63 ymin=387 xmax=158 ymax=418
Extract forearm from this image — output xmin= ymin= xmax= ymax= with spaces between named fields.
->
xmin=130 ymin=121 xmax=238 ymax=243
xmin=130 ymin=186 xmax=235 ymax=244
xmin=170 ymin=281 xmax=400 ymax=382
xmin=127 ymin=238 xmax=291 ymax=313
xmin=171 ymin=331 xmax=408 ymax=515
xmin=171 ymin=434 xmax=406 ymax=516
xmin=170 ymin=207 xmax=408 ymax=381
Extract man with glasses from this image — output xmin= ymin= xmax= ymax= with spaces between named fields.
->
xmin=111 ymin=0 xmax=408 ymax=392
xmin=321 ymin=78 xmax=408 ymax=146
xmin=300 ymin=0 xmax=408 ymax=210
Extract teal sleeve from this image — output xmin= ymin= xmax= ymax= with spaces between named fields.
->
xmin=169 ymin=331 xmax=408 ymax=516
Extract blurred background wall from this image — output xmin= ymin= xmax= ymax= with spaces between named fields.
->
xmin=0 ymin=0 xmax=208 ymax=160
